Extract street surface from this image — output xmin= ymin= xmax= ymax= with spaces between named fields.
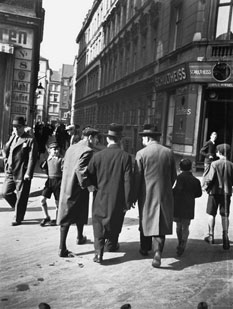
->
xmin=1 ymin=167 xmax=233 ymax=309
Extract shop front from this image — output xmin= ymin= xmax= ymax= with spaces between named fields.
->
xmin=155 ymin=61 xmax=233 ymax=169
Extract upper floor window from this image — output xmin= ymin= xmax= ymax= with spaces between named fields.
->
xmin=169 ymin=1 xmax=182 ymax=51
xmin=216 ymin=0 xmax=233 ymax=40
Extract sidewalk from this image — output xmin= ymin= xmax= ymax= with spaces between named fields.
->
xmin=1 ymin=171 xmax=233 ymax=309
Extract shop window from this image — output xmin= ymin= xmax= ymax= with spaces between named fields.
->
xmin=215 ymin=0 xmax=233 ymax=40
xmin=169 ymin=1 xmax=183 ymax=51
xmin=166 ymin=94 xmax=175 ymax=147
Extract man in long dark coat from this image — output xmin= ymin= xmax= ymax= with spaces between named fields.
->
xmin=134 ymin=124 xmax=177 ymax=268
xmin=87 ymin=123 xmax=133 ymax=263
xmin=57 ymin=127 xmax=99 ymax=257
xmin=2 ymin=116 xmax=38 ymax=226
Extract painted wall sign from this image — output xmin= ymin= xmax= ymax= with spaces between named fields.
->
xmin=12 ymin=91 xmax=29 ymax=103
xmin=0 ymin=42 xmax=14 ymax=53
xmin=155 ymin=64 xmax=188 ymax=89
xmin=14 ymin=59 xmax=32 ymax=71
xmin=0 ymin=24 xmax=33 ymax=48
xmin=11 ymin=104 xmax=28 ymax=115
xmin=12 ymin=81 xmax=30 ymax=92
xmin=15 ymin=48 xmax=32 ymax=60
xmin=13 ymin=69 xmax=31 ymax=82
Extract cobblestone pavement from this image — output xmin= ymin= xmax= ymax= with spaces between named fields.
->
xmin=1 ymin=170 xmax=233 ymax=309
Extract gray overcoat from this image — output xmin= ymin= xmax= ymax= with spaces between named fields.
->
xmin=57 ymin=139 xmax=93 ymax=225
xmin=134 ymin=141 xmax=177 ymax=236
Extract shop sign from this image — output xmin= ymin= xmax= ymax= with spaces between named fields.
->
xmin=13 ymin=69 xmax=31 ymax=82
xmin=155 ymin=64 xmax=188 ymax=89
xmin=12 ymin=81 xmax=30 ymax=92
xmin=0 ymin=24 xmax=33 ymax=48
xmin=14 ymin=59 xmax=32 ymax=71
xmin=208 ymin=83 xmax=233 ymax=88
xmin=0 ymin=42 xmax=14 ymax=54
xmin=12 ymin=91 xmax=29 ymax=103
xmin=15 ymin=48 xmax=32 ymax=60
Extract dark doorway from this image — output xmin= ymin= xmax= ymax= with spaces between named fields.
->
xmin=204 ymin=88 xmax=233 ymax=160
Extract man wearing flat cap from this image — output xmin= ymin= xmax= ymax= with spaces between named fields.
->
xmin=57 ymin=127 xmax=100 ymax=257
xmin=65 ymin=124 xmax=80 ymax=146
xmin=2 ymin=116 xmax=38 ymax=226
xmin=134 ymin=124 xmax=177 ymax=268
xmin=204 ymin=143 xmax=233 ymax=250
xmin=87 ymin=123 xmax=133 ymax=263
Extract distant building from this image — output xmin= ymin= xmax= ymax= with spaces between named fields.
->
xmin=60 ymin=64 xmax=73 ymax=123
xmin=48 ymin=70 xmax=61 ymax=125
xmin=0 ymin=0 xmax=44 ymax=147
xmin=74 ymin=0 xmax=233 ymax=165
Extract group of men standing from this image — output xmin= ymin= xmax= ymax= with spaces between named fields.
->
xmin=2 ymin=117 xmax=177 ymax=268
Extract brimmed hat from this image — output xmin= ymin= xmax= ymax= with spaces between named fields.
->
xmin=105 ymin=123 xmax=123 ymax=138
xmin=82 ymin=127 xmax=99 ymax=137
xmin=48 ymin=142 xmax=59 ymax=149
xmin=12 ymin=116 xmax=25 ymax=127
xmin=65 ymin=124 xmax=75 ymax=131
xmin=139 ymin=124 xmax=161 ymax=137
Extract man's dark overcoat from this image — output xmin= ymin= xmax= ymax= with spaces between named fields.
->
xmin=57 ymin=139 xmax=94 ymax=225
xmin=134 ymin=141 xmax=177 ymax=236
xmin=87 ymin=144 xmax=133 ymax=238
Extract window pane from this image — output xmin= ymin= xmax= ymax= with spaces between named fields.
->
xmin=216 ymin=6 xmax=230 ymax=38
xmin=219 ymin=0 xmax=230 ymax=4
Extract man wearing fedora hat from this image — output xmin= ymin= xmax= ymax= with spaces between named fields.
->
xmin=2 ymin=116 xmax=38 ymax=226
xmin=65 ymin=124 xmax=80 ymax=146
xmin=57 ymin=127 xmax=100 ymax=257
xmin=87 ymin=123 xmax=133 ymax=263
xmin=134 ymin=124 xmax=177 ymax=268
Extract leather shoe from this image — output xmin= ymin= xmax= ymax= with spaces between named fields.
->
xmin=77 ymin=236 xmax=87 ymax=245
xmin=59 ymin=249 xmax=75 ymax=258
xmin=40 ymin=217 xmax=51 ymax=227
xmin=93 ymin=254 xmax=103 ymax=263
xmin=106 ymin=243 xmax=120 ymax=252
xmin=11 ymin=221 xmax=21 ymax=226
xmin=139 ymin=249 xmax=148 ymax=256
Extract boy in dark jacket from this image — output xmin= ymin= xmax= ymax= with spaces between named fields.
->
xmin=40 ymin=142 xmax=63 ymax=226
xmin=173 ymin=159 xmax=202 ymax=256
xmin=204 ymin=143 xmax=233 ymax=250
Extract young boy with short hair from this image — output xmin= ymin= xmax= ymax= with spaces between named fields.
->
xmin=173 ymin=158 xmax=202 ymax=256
xmin=204 ymin=143 xmax=233 ymax=250
xmin=40 ymin=142 xmax=63 ymax=226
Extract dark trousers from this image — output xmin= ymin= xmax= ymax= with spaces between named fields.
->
xmin=2 ymin=173 xmax=31 ymax=222
xmin=59 ymin=222 xmax=84 ymax=251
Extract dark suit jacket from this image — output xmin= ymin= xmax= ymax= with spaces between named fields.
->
xmin=3 ymin=132 xmax=38 ymax=180
xmin=200 ymin=140 xmax=217 ymax=164
xmin=173 ymin=171 xmax=202 ymax=220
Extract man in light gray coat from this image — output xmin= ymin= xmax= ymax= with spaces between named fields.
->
xmin=134 ymin=124 xmax=177 ymax=268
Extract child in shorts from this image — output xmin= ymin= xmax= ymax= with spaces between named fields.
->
xmin=173 ymin=158 xmax=202 ymax=256
xmin=40 ymin=142 xmax=63 ymax=226
xmin=204 ymin=143 xmax=233 ymax=250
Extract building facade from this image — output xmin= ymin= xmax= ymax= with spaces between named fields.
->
xmin=74 ymin=0 xmax=233 ymax=165
xmin=0 ymin=0 xmax=44 ymax=147
xmin=47 ymin=70 xmax=61 ymax=125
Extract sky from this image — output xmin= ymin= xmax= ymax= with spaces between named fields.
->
xmin=40 ymin=0 xmax=94 ymax=71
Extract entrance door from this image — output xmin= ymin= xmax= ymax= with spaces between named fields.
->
xmin=203 ymin=88 xmax=233 ymax=160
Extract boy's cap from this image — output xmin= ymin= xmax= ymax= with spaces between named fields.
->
xmin=65 ymin=124 xmax=75 ymax=131
xmin=48 ymin=142 xmax=59 ymax=149
xmin=216 ymin=143 xmax=231 ymax=156
xmin=179 ymin=158 xmax=192 ymax=171
xmin=82 ymin=127 xmax=99 ymax=137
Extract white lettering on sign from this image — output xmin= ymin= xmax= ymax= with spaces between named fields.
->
xmin=190 ymin=69 xmax=211 ymax=75
xmin=0 ymin=42 xmax=14 ymax=54
xmin=155 ymin=67 xmax=187 ymax=88
xmin=0 ymin=25 xmax=33 ymax=48
xmin=176 ymin=107 xmax=191 ymax=115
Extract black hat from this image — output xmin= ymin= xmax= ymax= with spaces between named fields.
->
xmin=105 ymin=123 xmax=123 ymax=138
xmin=139 ymin=124 xmax=161 ymax=137
xmin=48 ymin=142 xmax=59 ymax=149
xmin=82 ymin=127 xmax=99 ymax=137
xmin=12 ymin=116 xmax=25 ymax=127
